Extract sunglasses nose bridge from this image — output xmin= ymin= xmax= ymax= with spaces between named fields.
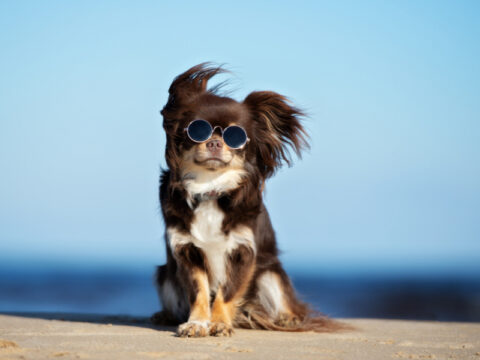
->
xmin=212 ymin=125 xmax=223 ymax=134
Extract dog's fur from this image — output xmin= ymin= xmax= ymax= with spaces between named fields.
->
xmin=152 ymin=63 xmax=345 ymax=337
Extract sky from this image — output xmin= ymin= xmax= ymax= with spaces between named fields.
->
xmin=0 ymin=0 xmax=479 ymax=275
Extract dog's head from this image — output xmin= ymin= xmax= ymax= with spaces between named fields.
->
xmin=161 ymin=63 xmax=308 ymax=195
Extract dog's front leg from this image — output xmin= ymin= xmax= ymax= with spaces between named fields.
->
xmin=178 ymin=268 xmax=210 ymax=337
xmin=209 ymin=245 xmax=255 ymax=336
xmin=173 ymin=242 xmax=211 ymax=337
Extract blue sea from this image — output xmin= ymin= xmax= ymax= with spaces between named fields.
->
xmin=0 ymin=265 xmax=479 ymax=322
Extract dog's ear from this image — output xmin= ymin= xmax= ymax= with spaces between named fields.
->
xmin=161 ymin=63 xmax=225 ymax=133
xmin=244 ymin=91 xmax=309 ymax=179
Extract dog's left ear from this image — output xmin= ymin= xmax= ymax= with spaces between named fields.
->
xmin=161 ymin=63 xmax=226 ymax=134
xmin=244 ymin=91 xmax=309 ymax=179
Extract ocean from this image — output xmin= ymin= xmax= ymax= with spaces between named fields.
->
xmin=0 ymin=266 xmax=479 ymax=322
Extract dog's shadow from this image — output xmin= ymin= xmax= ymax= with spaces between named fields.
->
xmin=1 ymin=311 xmax=176 ymax=334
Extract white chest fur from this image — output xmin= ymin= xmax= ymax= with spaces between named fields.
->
xmin=168 ymin=200 xmax=255 ymax=292
xmin=182 ymin=167 xmax=247 ymax=209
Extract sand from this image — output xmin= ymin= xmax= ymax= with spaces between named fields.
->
xmin=0 ymin=313 xmax=479 ymax=360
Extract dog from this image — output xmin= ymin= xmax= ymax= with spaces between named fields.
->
xmin=152 ymin=63 xmax=344 ymax=337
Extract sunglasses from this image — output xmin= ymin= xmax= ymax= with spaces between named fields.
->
xmin=184 ymin=119 xmax=250 ymax=149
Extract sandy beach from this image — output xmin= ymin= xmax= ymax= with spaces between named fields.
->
xmin=0 ymin=313 xmax=479 ymax=360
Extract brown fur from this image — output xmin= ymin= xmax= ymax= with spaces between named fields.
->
xmin=187 ymin=270 xmax=210 ymax=320
xmin=153 ymin=63 xmax=350 ymax=336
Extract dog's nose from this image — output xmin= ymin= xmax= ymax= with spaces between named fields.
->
xmin=206 ymin=139 xmax=223 ymax=150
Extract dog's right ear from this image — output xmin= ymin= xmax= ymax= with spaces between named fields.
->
xmin=161 ymin=63 xmax=225 ymax=133
xmin=244 ymin=91 xmax=309 ymax=179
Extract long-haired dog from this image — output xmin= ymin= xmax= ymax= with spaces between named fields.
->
xmin=152 ymin=63 xmax=345 ymax=337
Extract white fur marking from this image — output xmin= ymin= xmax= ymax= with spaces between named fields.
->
xmin=167 ymin=201 xmax=255 ymax=292
xmin=158 ymin=279 xmax=187 ymax=317
xmin=183 ymin=167 xmax=246 ymax=200
xmin=257 ymin=272 xmax=287 ymax=317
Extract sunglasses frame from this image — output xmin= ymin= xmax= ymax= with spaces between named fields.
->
xmin=184 ymin=119 xmax=250 ymax=149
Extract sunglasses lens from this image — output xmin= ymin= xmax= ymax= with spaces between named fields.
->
xmin=187 ymin=120 xmax=212 ymax=142
xmin=223 ymin=126 xmax=248 ymax=148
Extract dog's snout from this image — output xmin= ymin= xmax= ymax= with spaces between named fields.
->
xmin=206 ymin=139 xmax=223 ymax=151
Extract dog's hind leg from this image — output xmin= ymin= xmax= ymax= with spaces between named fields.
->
xmin=152 ymin=265 xmax=188 ymax=326
xmin=255 ymin=270 xmax=304 ymax=326
xmin=252 ymin=268 xmax=347 ymax=332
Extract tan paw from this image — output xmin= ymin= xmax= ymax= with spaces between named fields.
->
xmin=275 ymin=313 xmax=302 ymax=328
xmin=209 ymin=322 xmax=234 ymax=337
xmin=177 ymin=321 xmax=209 ymax=337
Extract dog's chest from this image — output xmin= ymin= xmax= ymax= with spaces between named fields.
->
xmin=190 ymin=200 xmax=225 ymax=243
xmin=189 ymin=200 xmax=242 ymax=291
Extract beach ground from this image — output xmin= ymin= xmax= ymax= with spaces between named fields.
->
xmin=0 ymin=313 xmax=479 ymax=360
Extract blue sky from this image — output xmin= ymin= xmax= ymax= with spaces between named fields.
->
xmin=0 ymin=1 xmax=479 ymax=275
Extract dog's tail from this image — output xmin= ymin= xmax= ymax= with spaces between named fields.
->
xmin=233 ymin=302 xmax=353 ymax=333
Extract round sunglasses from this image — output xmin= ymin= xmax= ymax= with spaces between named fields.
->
xmin=184 ymin=119 xmax=249 ymax=149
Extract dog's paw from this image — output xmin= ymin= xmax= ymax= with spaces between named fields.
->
xmin=209 ymin=322 xmax=234 ymax=337
xmin=177 ymin=321 xmax=209 ymax=337
xmin=275 ymin=313 xmax=302 ymax=328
